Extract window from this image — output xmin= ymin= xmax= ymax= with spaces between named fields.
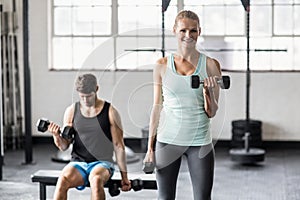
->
xmin=50 ymin=0 xmax=300 ymax=71
xmin=51 ymin=0 xmax=112 ymax=69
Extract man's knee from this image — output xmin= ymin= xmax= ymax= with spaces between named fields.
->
xmin=89 ymin=174 xmax=106 ymax=190
xmin=57 ymin=175 xmax=73 ymax=191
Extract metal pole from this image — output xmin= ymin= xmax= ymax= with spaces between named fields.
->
xmin=161 ymin=2 xmax=165 ymax=57
xmin=23 ymin=0 xmax=33 ymax=164
xmin=245 ymin=2 xmax=250 ymax=152
xmin=246 ymin=8 xmax=250 ymax=126
xmin=0 ymin=0 xmax=4 ymax=180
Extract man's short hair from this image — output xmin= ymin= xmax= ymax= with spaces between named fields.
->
xmin=75 ymin=73 xmax=97 ymax=94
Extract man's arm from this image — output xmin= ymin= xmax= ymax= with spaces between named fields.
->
xmin=109 ymin=105 xmax=131 ymax=191
xmin=49 ymin=104 xmax=74 ymax=151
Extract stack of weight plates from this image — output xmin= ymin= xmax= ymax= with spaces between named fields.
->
xmin=231 ymin=119 xmax=262 ymax=148
xmin=229 ymin=119 xmax=265 ymax=164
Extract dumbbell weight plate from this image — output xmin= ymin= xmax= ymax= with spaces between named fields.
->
xmin=142 ymin=162 xmax=155 ymax=174
xmin=108 ymin=182 xmax=120 ymax=197
xmin=131 ymin=179 xmax=143 ymax=191
xmin=221 ymin=75 xmax=230 ymax=89
xmin=61 ymin=126 xmax=76 ymax=140
xmin=36 ymin=118 xmax=50 ymax=132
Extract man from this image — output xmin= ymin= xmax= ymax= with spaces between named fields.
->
xmin=48 ymin=73 xmax=131 ymax=200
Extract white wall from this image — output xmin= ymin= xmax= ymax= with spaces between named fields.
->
xmin=29 ymin=0 xmax=300 ymax=141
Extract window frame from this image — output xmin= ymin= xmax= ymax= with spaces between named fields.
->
xmin=49 ymin=0 xmax=300 ymax=72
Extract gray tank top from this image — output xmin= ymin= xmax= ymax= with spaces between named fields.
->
xmin=71 ymin=101 xmax=114 ymax=163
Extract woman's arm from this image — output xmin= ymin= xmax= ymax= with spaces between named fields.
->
xmin=144 ymin=58 xmax=165 ymax=163
xmin=203 ymin=58 xmax=222 ymax=118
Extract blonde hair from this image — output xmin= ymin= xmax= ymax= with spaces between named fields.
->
xmin=174 ymin=10 xmax=200 ymax=28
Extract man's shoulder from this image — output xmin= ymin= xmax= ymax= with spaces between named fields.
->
xmin=66 ymin=103 xmax=76 ymax=112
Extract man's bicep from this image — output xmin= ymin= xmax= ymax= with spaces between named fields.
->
xmin=109 ymin=106 xmax=123 ymax=131
xmin=63 ymin=104 xmax=75 ymax=126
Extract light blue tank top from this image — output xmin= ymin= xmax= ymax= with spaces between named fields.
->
xmin=157 ymin=53 xmax=211 ymax=146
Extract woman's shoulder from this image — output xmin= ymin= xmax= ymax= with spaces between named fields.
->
xmin=155 ymin=57 xmax=168 ymax=71
xmin=153 ymin=57 xmax=168 ymax=79
xmin=206 ymin=56 xmax=221 ymax=76
xmin=156 ymin=56 xmax=168 ymax=65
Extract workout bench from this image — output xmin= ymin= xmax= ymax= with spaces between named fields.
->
xmin=31 ymin=170 xmax=157 ymax=200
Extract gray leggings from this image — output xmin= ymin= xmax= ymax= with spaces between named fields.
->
xmin=155 ymin=142 xmax=215 ymax=200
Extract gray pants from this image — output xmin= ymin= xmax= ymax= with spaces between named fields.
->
xmin=155 ymin=142 xmax=215 ymax=200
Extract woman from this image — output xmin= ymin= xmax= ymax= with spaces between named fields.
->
xmin=144 ymin=10 xmax=222 ymax=200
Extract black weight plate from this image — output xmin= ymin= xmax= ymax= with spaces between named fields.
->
xmin=232 ymin=128 xmax=261 ymax=136
xmin=232 ymin=134 xmax=262 ymax=142
xmin=232 ymin=119 xmax=262 ymax=129
xmin=229 ymin=148 xmax=265 ymax=164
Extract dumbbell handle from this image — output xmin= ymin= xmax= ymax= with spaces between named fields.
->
xmin=191 ymin=75 xmax=230 ymax=89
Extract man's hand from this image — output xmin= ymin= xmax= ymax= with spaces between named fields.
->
xmin=121 ymin=178 xmax=131 ymax=191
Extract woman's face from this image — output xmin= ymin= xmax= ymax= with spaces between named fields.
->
xmin=174 ymin=18 xmax=201 ymax=49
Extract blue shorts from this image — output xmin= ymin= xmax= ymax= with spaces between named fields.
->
xmin=68 ymin=160 xmax=115 ymax=190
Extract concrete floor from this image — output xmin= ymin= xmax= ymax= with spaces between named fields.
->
xmin=1 ymin=143 xmax=300 ymax=200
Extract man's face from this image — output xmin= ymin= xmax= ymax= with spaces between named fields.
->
xmin=79 ymin=92 xmax=96 ymax=107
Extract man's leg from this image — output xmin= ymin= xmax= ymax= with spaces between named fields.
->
xmin=89 ymin=166 xmax=111 ymax=200
xmin=53 ymin=164 xmax=85 ymax=200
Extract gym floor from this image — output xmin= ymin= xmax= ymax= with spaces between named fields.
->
xmin=1 ymin=143 xmax=300 ymax=200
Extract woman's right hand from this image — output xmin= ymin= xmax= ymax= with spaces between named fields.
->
xmin=143 ymin=149 xmax=155 ymax=164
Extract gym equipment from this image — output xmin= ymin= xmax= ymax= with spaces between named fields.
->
xmin=229 ymin=132 xmax=265 ymax=164
xmin=229 ymin=1 xmax=265 ymax=165
xmin=0 ymin=2 xmax=3 ymax=180
xmin=143 ymin=162 xmax=155 ymax=174
xmin=31 ymin=169 xmax=157 ymax=200
xmin=191 ymin=75 xmax=230 ymax=89
xmin=231 ymin=119 xmax=262 ymax=148
xmin=36 ymin=118 xmax=76 ymax=140
xmin=1 ymin=0 xmax=23 ymax=151
xmin=23 ymin=0 xmax=34 ymax=164
xmin=108 ymin=178 xmax=143 ymax=197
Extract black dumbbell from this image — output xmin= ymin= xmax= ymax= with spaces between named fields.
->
xmin=142 ymin=162 xmax=155 ymax=174
xmin=36 ymin=118 xmax=76 ymax=140
xmin=108 ymin=179 xmax=143 ymax=197
xmin=191 ymin=75 xmax=230 ymax=89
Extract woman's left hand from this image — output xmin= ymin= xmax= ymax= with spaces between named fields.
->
xmin=203 ymin=76 xmax=218 ymax=95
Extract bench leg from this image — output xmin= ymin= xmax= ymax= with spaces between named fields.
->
xmin=39 ymin=183 xmax=46 ymax=200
